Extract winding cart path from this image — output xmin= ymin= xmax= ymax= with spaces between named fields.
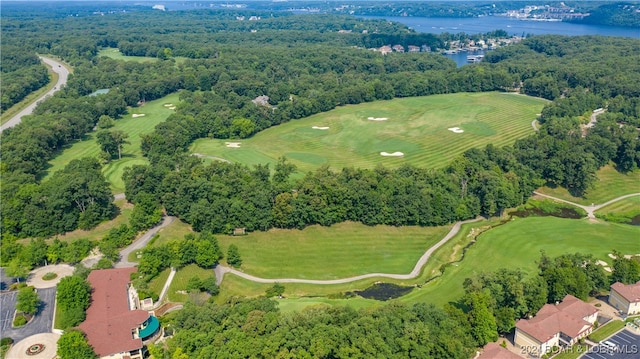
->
xmin=214 ymin=217 xmax=483 ymax=285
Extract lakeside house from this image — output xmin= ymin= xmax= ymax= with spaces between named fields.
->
xmin=514 ymin=294 xmax=598 ymax=357
xmin=609 ymin=281 xmax=640 ymax=315
xmin=79 ymin=268 xmax=161 ymax=359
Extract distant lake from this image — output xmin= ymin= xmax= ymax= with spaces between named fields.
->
xmin=363 ymin=16 xmax=639 ymax=38
xmin=361 ymin=16 xmax=639 ymax=66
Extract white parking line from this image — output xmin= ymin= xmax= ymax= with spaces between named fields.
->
xmin=612 ymin=336 xmax=631 ymax=344
xmin=590 ymin=352 xmax=608 ymax=359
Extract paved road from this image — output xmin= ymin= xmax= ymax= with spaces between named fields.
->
xmin=0 ymin=287 xmax=56 ymax=342
xmin=533 ymin=192 xmax=640 ymax=219
xmin=1 ymin=56 xmax=70 ymax=132
xmin=214 ymin=217 xmax=483 ymax=285
xmin=115 ymin=216 xmax=176 ymax=268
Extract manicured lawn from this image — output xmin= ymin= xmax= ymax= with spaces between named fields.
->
xmin=191 ymin=92 xmax=547 ymax=173
xmin=217 ymin=221 xmax=452 ymax=279
xmin=215 ymin=219 xmax=498 ymax=309
xmin=167 ymin=264 xmax=215 ymax=302
xmin=596 ymin=195 xmax=640 ymax=217
xmin=538 ymin=165 xmax=640 ymax=205
xmin=589 ymin=320 xmax=625 ymax=342
xmin=45 ymin=93 xmax=180 ymax=193
xmin=148 ymin=267 xmax=172 ymax=299
xmin=400 ymin=217 xmax=640 ymax=307
xmin=98 ymin=48 xmax=188 ymax=64
xmin=149 ymin=219 xmax=194 ymax=247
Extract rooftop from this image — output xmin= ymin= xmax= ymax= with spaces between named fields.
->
xmin=611 ymin=281 xmax=640 ymax=303
xmin=477 ymin=342 xmax=521 ymax=359
xmin=79 ymin=268 xmax=150 ymax=357
xmin=516 ymin=294 xmax=596 ymax=343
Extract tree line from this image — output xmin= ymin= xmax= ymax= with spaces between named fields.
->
xmin=1 ymin=8 xmax=639 ymax=243
xmin=0 ymin=46 xmax=49 ymax=111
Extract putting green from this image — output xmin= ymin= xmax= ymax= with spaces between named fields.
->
xmin=191 ymin=92 xmax=547 ymax=173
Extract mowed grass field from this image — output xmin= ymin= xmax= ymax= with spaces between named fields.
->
xmin=596 ymin=195 xmax=640 ymax=216
xmin=217 ymin=221 xmax=452 ymax=280
xmin=98 ymin=48 xmax=188 ymax=64
xmin=400 ymin=217 xmax=640 ymax=307
xmin=45 ymin=93 xmax=180 ymax=193
xmin=191 ymin=92 xmax=547 ymax=173
xmin=538 ymin=165 xmax=640 ymax=205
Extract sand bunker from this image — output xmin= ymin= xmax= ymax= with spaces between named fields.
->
xmin=168 ymin=106 xmax=176 ymax=110
xmin=164 ymin=103 xmax=174 ymax=107
xmin=380 ymin=152 xmax=404 ymax=157
xmin=312 ymin=126 xmax=330 ymax=130
xmin=225 ymin=142 xmax=241 ymax=148
xmin=596 ymin=260 xmax=612 ymax=272
xmin=132 ymin=114 xmax=146 ymax=118
xmin=368 ymin=117 xmax=388 ymax=121
xmin=448 ymin=127 xmax=464 ymax=133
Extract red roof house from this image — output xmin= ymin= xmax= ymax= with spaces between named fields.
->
xmin=514 ymin=295 xmax=598 ymax=357
xmin=79 ymin=268 xmax=160 ymax=359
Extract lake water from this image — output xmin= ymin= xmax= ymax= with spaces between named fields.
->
xmin=362 ymin=16 xmax=639 ymax=66
xmin=366 ymin=16 xmax=639 ymax=38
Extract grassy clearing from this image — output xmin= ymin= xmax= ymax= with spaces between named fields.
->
xmin=589 ymin=320 xmax=626 ymax=342
xmin=150 ymin=219 xmax=194 ymax=247
xmin=147 ymin=267 xmax=172 ymax=298
xmin=400 ymin=217 xmax=640 ymax=307
xmin=214 ymin=219 xmax=498 ymax=308
xmin=167 ymin=264 xmax=214 ymax=302
xmin=98 ymin=48 xmax=188 ymax=64
xmin=538 ymin=165 xmax=640 ymax=205
xmin=191 ymin=92 xmax=547 ymax=173
xmin=596 ymin=196 xmax=640 ymax=225
xmin=217 ymin=221 xmax=452 ymax=279
xmin=0 ymin=56 xmax=63 ymax=125
xmin=45 ymin=93 xmax=180 ymax=193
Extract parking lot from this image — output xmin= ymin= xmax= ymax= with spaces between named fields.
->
xmin=582 ymin=329 xmax=640 ymax=359
xmin=0 ymin=287 xmax=56 ymax=342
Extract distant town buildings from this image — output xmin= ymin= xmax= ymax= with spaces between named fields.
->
xmin=500 ymin=4 xmax=588 ymax=20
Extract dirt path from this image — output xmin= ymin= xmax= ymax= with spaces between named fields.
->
xmin=532 ymin=191 xmax=640 ymax=219
xmin=1 ymin=56 xmax=70 ymax=132
xmin=115 ymin=216 xmax=175 ymax=268
xmin=214 ymin=217 xmax=483 ymax=285
xmin=114 ymin=193 xmax=126 ymax=200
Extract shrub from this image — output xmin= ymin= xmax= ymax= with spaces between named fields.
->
xmin=42 ymin=272 xmax=58 ymax=281
xmin=12 ymin=315 xmax=27 ymax=327
xmin=0 ymin=337 xmax=13 ymax=346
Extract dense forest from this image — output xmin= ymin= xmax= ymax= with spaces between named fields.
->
xmin=1 ymin=7 xmax=639 ymax=240
xmin=2 ymin=3 xmax=640 ymax=358
xmin=0 ymin=46 xmax=49 ymax=110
